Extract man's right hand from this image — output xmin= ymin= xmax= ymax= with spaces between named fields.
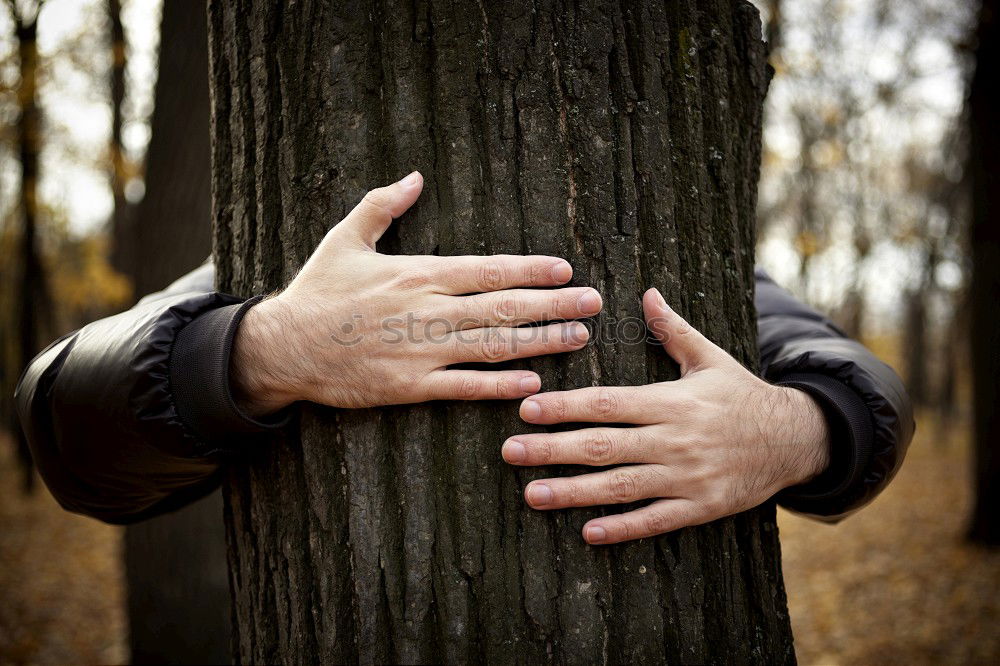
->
xmin=231 ymin=171 xmax=601 ymax=417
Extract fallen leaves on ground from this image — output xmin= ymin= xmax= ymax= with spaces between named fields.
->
xmin=1 ymin=410 xmax=997 ymax=664
xmin=0 ymin=436 xmax=126 ymax=665
xmin=781 ymin=411 xmax=1000 ymax=665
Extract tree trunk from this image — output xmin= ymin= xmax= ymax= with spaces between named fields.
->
xmin=8 ymin=6 xmax=52 ymax=492
xmin=968 ymin=0 xmax=1000 ymax=546
xmin=125 ymin=492 xmax=231 ymax=664
xmin=903 ymin=287 xmax=929 ymax=406
xmin=107 ymin=0 xmax=133 ymax=275
xmin=122 ymin=0 xmax=213 ymax=297
xmin=122 ymin=3 xmax=231 ymax=663
xmin=209 ymin=2 xmax=791 ymax=663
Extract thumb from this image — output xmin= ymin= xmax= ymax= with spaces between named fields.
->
xmin=334 ymin=171 xmax=424 ymax=248
xmin=643 ymin=287 xmax=724 ymax=374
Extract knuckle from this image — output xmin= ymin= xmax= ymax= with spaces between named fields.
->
xmin=478 ymin=262 xmax=507 ymax=291
xmin=671 ymin=432 xmax=698 ymax=454
xmin=524 ymin=259 xmax=545 ymax=285
xmin=362 ymin=188 xmax=391 ymax=213
xmin=591 ymin=388 xmax=622 ymax=419
xmin=493 ymin=294 xmax=520 ymax=321
xmin=694 ymin=488 xmax=726 ymax=517
xmin=479 ymin=331 xmax=507 ymax=361
xmin=642 ymin=510 xmax=673 ymax=536
xmin=615 ymin=519 xmax=635 ymax=542
xmin=531 ymin=439 xmax=553 ymax=464
xmin=609 ymin=470 xmax=638 ymax=503
xmin=583 ymin=431 xmax=616 ymax=465
xmin=684 ymin=463 xmax=710 ymax=488
xmin=400 ymin=368 xmax=425 ymax=388
xmin=550 ymin=294 xmax=566 ymax=319
xmin=671 ymin=397 xmax=700 ymax=416
xmin=457 ymin=376 xmax=481 ymax=400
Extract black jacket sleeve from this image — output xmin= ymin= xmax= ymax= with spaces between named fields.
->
xmin=17 ymin=261 xmax=911 ymax=525
xmin=755 ymin=268 xmax=915 ymax=521
xmin=14 ymin=262 xmax=288 ymax=524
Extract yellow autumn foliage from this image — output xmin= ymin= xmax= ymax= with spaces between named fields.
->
xmin=46 ymin=234 xmax=132 ymax=318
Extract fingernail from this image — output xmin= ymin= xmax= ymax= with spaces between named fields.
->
xmin=398 ymin=170 xmax=420 ymax=186
xmin=653 ymin=288 xmax=667 ymax=309
xmin=521 ymin=399 xmax=541 ymax=421
xmin=578 ymin=290 xmax=602 ymax=314
xmin=519 ymin=375 xmax=541 ymax=394
xmin=586 ymin=525 xmax=607 ymax=543
xmin=567 ymin=321 xmax=589 ymax=345
xmin=551 ymin=261 xmax=573 ymax=283
xmin=503 ymin=439 xmax=526 ymax=463
xmin=527 ymin=483 xmax=552 ymax=506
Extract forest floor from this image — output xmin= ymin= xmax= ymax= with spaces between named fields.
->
xmin=0 ymin=437 xmax=126 ymax=664
xmin=781 ymin=409 xmax=1000 ymax=665
xmin=1 ymin=412 xmax=998 ymax=664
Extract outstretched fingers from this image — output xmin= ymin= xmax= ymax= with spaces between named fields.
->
xmin=522 ymin=465 xmax=674 ymax=510
xmin=518 ymin=385 xmax=666 ymax=425
xmin=581 ymin=499 xmax=707 ymax=545
xmin=447 ymin=287 xmax=601 ymax=330
xmin=424 ymin=370 xmax=542 ymax=401
xmin=429 ymin=254 xmax=575 ymax=294
xmin=446 ymin=321 xmax=590 ymax=364
xmin=502 ymin=427 xmax=656 ymax=466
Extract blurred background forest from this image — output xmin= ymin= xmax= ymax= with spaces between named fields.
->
xmin=1 ymin=0 xmax=998 ymax=664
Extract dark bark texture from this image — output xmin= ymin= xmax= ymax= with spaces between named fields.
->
xmin=968 ymin=0 xmax=1000 ymax=546
xmin=209 ymin=1 xmax=791 ymax=663
xmin=123 ymin=3 xmax=231 ymax=663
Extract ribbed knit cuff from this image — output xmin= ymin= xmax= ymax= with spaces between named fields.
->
xmin=774 ymin=372 xmax=874 ymax=516
xmin=169 ymin=296 xmax=291 ymax=455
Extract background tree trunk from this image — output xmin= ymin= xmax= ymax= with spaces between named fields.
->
xmin=118 ymin=0 xmax=213 ymax=296
xmin=107 ymin=0 xmax=133 ymax=275
xmin=968 ymin=0 xmax=1000 ymax=546
xmin=5 ymin=2 xmax=52 ymax=492
xmin=209 ymin=1 xmax=791 ymax=662
xmin=903 ymin=286 xmax=929 ymax=406
xmin=121 ymin=3 xmax=231 ymax=663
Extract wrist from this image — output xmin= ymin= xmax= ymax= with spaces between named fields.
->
xmin=230 ymin=297 xmax=300 ymax=417
xmin=775 ymin=385 xmax=832 ymax=489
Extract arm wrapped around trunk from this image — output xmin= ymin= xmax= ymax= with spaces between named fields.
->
xmin=755 ymin=268 xmax=915 ymax=521
xmin=14 ymin=262 xmax=287 ymax=524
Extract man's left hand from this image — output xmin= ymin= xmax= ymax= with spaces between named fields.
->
xmin=502 ymin=287 xmax=832 ymax=545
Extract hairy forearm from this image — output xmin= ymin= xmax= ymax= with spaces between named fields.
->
xmin=230 ymin=298 xmax=300 ymax=418
xmin=771 ymin=386 xmax=832 ymax=488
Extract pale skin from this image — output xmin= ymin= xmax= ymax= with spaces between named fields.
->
xmin=232 ymin=171 xmax=831 ymax=545
xmin=505 ymin=288 xmax=830 ymax=545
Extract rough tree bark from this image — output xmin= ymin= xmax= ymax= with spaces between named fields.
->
xmin=209 ymin=1 xmax=791 ymax=662
xmin=121 ymin=4 xmax=231 ymax=663
xmin=968 ymin=0 xmax=1000 ymax=546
